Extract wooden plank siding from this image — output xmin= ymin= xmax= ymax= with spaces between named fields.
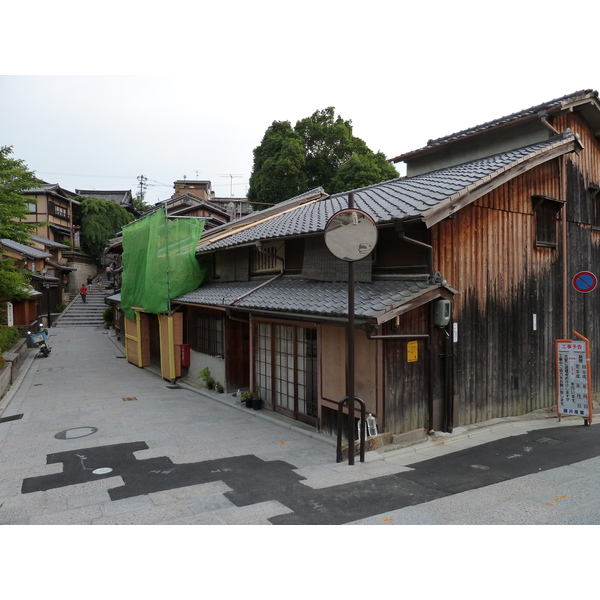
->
xmin=432 ymin=113 xmax=600 ymax=426
xmin=383 ymin=305 xmax=430 ymax=434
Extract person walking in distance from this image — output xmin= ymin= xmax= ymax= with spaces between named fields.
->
xmin=79 ymin=283 xmax=88 ymax=303
xmin=106 ymin=264 xmax=113 ymax=281
xmin=97 ymin=276 xmax=103 ymax=292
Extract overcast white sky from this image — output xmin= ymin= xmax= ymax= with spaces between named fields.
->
xmin=2 ymin=1 xmax=598 ymax=206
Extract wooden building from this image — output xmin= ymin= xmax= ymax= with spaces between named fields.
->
xmin=167 ymin=90 xmax=600 ymax=443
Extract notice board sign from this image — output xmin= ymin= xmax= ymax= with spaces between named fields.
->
xmin=556 ymin=333 xmax=592 ymax=424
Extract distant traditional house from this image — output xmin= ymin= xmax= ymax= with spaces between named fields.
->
xmin=76 ymin=189 xmax=137 ymax=216
xmin=22 ymin=183 xmax=81 ymax=249
xmin=0 ymin=237 xmax=58 ymax=329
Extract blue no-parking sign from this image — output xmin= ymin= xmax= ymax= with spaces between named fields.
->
xmin=572 ymin=271 xmax=597 ymax=293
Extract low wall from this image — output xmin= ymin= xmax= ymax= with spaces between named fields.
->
xmin=0 ymin=338 xmax=31 ymax=401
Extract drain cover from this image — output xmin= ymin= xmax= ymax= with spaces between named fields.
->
xmin=54 ymin=427 xmax=98 ymax=440
xmin=92 ymin=467 xmax=113 ymax=475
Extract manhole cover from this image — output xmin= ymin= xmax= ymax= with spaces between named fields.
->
xmin=92 ymin=467 xmax=113 ymax=475
xmin=54 ymin=427 xmax=98 ymax=440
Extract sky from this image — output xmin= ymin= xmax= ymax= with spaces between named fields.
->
xmin=2 ymin=2 xmax=598 ymax=207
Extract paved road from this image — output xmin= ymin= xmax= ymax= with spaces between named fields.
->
xmin=1 ymin=326 xmax=600 ymax=525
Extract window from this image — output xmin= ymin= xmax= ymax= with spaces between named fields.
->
xmin=590 ymin=185 xmax=600 ymax=230
xmin=254 ymin=321 xmax=318 ymax=423
xmin=49 ymin=202 xmax=68 ymax=219
xmin=533 ymin=195 xmax=563 ymax=248
xmin=191 ymin=314 xmax=224 ymax=356
xmin=250 ymin=242 xmax=284 ymax=273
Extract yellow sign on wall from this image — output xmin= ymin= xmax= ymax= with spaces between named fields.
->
xmin=407 ymin=340 xmax=419 ymax=363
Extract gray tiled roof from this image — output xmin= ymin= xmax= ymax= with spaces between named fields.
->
xmin=1 ymin=238 xmax=52 ymax=259
xmin=198 ymin=134 xmax=575 ymax=253
xmin=76 ymin=190 xmax=133 ymax=206
xmin=174 ymin=277 xmax=450 ymax=321
xmin=393 ymin=89 xmax=598 ymax=160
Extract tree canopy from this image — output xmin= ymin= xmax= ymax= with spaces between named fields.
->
xmin=0 ymin=146 xmax=42 ymax=303
xmin=0 ymin=259 xmax=32 ymax=303
xmin=247 ymin=121 xmax=307 ymax=211
xmin=0 ymin=145 xmax=42 ymax=244
xmin=247 ymin=108 xmax=399 ymax=210
xmin=78 ymin=196 xmax=133 ymax=257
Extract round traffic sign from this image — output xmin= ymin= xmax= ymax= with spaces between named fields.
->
xmin=573 ymin=271 xmax=597 ymax=293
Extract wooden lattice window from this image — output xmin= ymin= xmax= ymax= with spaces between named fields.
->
xmin=249 ymin=242 xmax=284 ymax=273
xmin=191 ymin=314 xmax=224 ymax=357
xmin=533 ymin=195 xmax=563 ymax=248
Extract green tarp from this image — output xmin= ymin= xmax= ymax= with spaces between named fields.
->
xmin=121 ymin=208 xmax=207 ymax=322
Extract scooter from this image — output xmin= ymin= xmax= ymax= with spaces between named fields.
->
xmin=28 ymin=323 xmax=51 ymax=357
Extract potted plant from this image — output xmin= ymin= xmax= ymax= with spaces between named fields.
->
xmin=240 ymin=390 xmax=253 ymax=408
xmin=198 ymin=367 xmax=214 ymax=389
xmin=215 ymin=381 xmax=224 ymax=393
xmin=252 ymin=387 xmax=262 ymax=410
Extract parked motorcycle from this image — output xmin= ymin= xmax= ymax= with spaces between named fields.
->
xmin=28 ymin=324 xmax=51 ymax=358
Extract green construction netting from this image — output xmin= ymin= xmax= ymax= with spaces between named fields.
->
xmin=121 ymin=208 xmax=207 ymax=322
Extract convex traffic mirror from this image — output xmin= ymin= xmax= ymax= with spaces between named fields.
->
xmin=324 ymin=209 xmax=378 ymax=262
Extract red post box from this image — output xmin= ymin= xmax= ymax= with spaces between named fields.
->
xmin=181 ymin=344 xmax=191 ymax=367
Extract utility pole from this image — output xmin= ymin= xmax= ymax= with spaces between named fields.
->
xmin=137 ymin=175 xmax=148 ymax=200
xmin=219 ymin=174 xmax=243 ymax=197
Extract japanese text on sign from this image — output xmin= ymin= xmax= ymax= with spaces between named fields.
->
xmin=556 ymin=341 xmax=590 ymax=419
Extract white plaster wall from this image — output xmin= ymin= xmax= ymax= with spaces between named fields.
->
xmin=189 ymin=350 xmax=226 ymax=388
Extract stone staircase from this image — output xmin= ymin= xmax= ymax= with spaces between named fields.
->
xmin=54 ymin=275 xmax=111 ymax=328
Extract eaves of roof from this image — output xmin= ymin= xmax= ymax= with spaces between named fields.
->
xmin=46 ymin=260 xmax=76 ymax=271
xmin=24 ymin=183 xmax=81 ymax=203
xmin=29 ymin=234 xmax=69 ymax=249
xmin=390 ymin=89 xmax=598 ymax=164
xmin=1 ymin=238 xmax=52 ymax=259
xmin=174 ymin=277 xmax=456 ymax=324
xmin=196 ymin=132 xmax=581 ymax=252
xmin=29 ymin=273 xmax=60 ymax=282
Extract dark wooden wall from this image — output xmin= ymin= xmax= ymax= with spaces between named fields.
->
xmin=431 ymin=111 xmax=600 ymax=426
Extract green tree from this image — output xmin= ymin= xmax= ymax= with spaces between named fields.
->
xmin=0 ymin=145 xmax=42 ymax=244
xmin=78 ymin=196 xmax=133 ymax=257
xmin=247 ymin=108 xmax=399 ymax=209
xmin=328 ymin=150 xmax=399 ymax=194
xmin=0 ymin=259 xmax=31 ymax=303
xmin=247 ymin=121 xmax=306 ymax=211
xmin=294 ymin=107 xmax=369 ymax=191
xmin=133 ymin=195 xmax=151 ymax=214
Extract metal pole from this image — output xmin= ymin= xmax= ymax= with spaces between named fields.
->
xmin=164 ymin=206 xmax=171 ymax=313
xmin=45 ymin=283 xmax=51 ymax=327
xmin=347 ymin=192 xmax=355 ymax=466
